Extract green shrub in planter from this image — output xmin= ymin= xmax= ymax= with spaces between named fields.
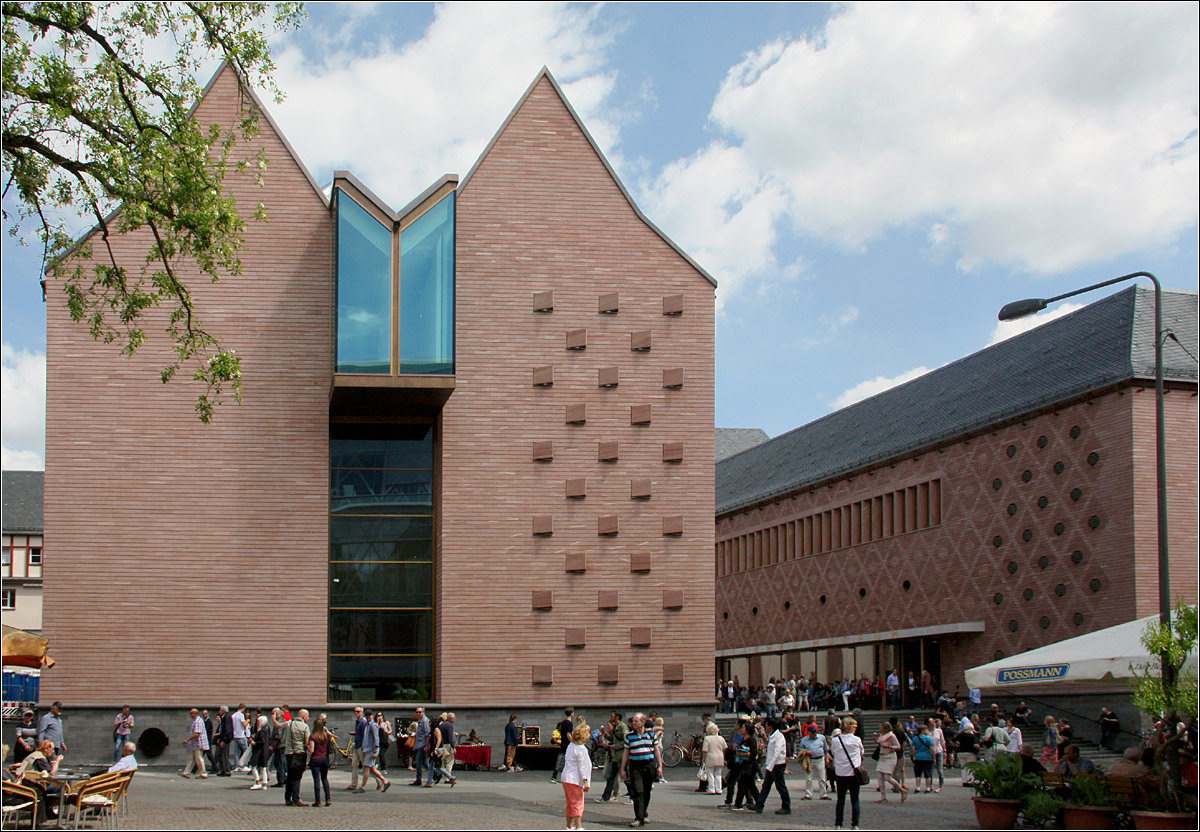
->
xmin=965 ymin=753 xmax=1043 ymax=800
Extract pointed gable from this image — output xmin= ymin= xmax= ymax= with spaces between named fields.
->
xmin=460 ymin=69 xmax=715 ymax=287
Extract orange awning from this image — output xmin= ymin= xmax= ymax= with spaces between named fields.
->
xmin=2 ymin=624 xmax=55 ymax=669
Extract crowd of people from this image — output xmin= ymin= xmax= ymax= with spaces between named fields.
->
xmin=717 ymin=670 xmax=942 ymax=715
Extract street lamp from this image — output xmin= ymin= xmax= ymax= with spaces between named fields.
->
xmin=999 ymin=272 xmax=1172 ymax=687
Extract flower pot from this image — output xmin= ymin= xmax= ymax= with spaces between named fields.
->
xmin=972 ymin=797 xmax=1022 ymax=830
xmin=1062 ymin=804 xmax=1118 ymax=830
xmin=1130 ymin=811 xmax=1199 ymax=830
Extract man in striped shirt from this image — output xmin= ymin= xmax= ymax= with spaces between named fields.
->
xmin=619 ymin=713 xmax=661 ymax=828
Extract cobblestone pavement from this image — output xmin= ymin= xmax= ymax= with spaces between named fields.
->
xmin=107 ymin=764 xmax=981 ymax=829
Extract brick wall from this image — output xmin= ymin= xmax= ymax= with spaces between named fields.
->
xmin=43 ymin=66 xmax=332 ymax=704
xmin=715 ymin=386 xmax=1197 ymax=691
xmin=444 ymin=76 xmax=716 ymax=704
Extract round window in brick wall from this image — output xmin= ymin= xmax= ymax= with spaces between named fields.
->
xmin=1071 ymin=550 xmax=1085 ymax=564
xmin=1037 ymin=435 xmax=1048 ymax=449
xmin=1022 ymin=529 xmax=1034 ymax=543
xmin=992 ymin=478 xmax=1003 ymax=491
xmin=1022 ymin=470 xmax=1033 ymax=483
xmin=1007 ymin=561 xmax=1019 ymax=574
xmin=1070 ymin=426 xmax=1082 ymax=439
xmin=994 ymin=593 xmax=1004 ymax=605
xmin=993 ymin=536 xmax=1004 ymax=548
xmin=859 ymin=588 xmax=867 ymax=599
xmin=1038 ymin=496 xmax=1049 ymax=509
xmin=1073 ymin=613 xmax=1086 ymax=626
xmin=722 ymin=612 xmax=729 ymax=620
xmin=1055 ymin=584 xmax=1067 ymax=597
xmin=1054 ymin=523 xmax=1066 ymax=536
xmin=1088 ymin=516 xmax=1102 ymax=530
xmin=1087 ymin=452 xmax=1100 ymax=466
xmin=1054 ymin=461 xmax=1065 ymax=475
xmin=995 ymin=650 xmax=1005 ymax=660
xmin=784 ymin=601 xmax=791 ymax=611
xmin=1090 ymin=579 xmax=1102 ymax=593
xmin=1008 ymin=620 xmax=1019 ymax=633
xmin=1039 ymin=556 xmax=1051 ymax=569
xmin=752 ymin=606 xmax=759 ymax=616
xmin=1006 ymin=445 xmax=1017 ymax=458
xmin=1071 ymin=488 xmax=1083 ymax=501
xmin=1040 ymin=616 xmax=1051 ymax=630
xmin=902 ymin=580 xmax=912 ymax=592
xmin=1023 ymin=588 xmax=1034 ymax=601
xmin=819 ymin=595 xmax=827 ymax=606
xmin=1007 ymin=503 xmax=1019 ymax=516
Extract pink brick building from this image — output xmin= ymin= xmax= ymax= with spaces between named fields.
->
xmin=715 ymin=287 xmax=1197 ymax=705
xmin=43 ymin=65 xmax=715 ymax=717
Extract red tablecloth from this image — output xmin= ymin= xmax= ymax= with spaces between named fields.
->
xmin=454 ymin=744 xmax=491 ymax=768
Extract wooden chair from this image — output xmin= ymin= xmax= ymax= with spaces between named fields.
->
xmin=62 ymin=774 xmax=124 ymax=830
xmin=2 ymin=780 xmax=41 ymax=829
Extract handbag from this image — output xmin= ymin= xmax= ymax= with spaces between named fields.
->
xmin=837 ymin=734 xmax=870 ymax=785
xmin=871 ymin=744 xmax=881 ymax=761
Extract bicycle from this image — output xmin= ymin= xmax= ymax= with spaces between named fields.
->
xmin=662 ymin=731 xmax=703 ymax=768
xmin=327 ymin=732 xmax=352 ymax=769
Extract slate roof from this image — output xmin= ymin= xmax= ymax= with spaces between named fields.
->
xmin=716 ymin=428 xmax=770 ymax=462
xmin=2 ymin=470 xmax=45 ymax=533
xmin=717 ymin=286 xmax=1198 ymax=515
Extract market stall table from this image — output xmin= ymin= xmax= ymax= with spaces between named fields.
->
xmin=453 ymin=745 xmax=491 ymax=770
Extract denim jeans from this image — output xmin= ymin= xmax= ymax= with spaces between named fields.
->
xmin=835 ymin=774 xmax=861 ymax=828
xmin=414 ymin=747 xmax=429 ymax=784
xmin=601 ymin=758 xmax=622 ymax=800
xmin=233 ymin=737 xmax=250 ymax=766
xmin=114 ymin=735 xmax=130 ymax=764
xmin=757 ymin=766 xmax=791 ymax=811
xmin=310 ymin=758 xmax=330 ymax=804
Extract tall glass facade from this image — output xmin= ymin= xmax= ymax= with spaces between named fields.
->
xmin=329 ymin=423 xmax=434 ymax=701
xmin=335 ymin=192 xmax=392 ymax=373
xmin=400 ymin=193 xmax=455 ymax=374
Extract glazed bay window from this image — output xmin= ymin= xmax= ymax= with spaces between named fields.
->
xmin=329 ymin=423 xmax=434 ymax=701
xmin=334 ymin=183 xmax=455 ymax=376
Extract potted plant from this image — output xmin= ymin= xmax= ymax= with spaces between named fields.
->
xmin=1128 ymin=602 xmax=1198 ymax=831
xmin=1021 ymin=789 xmax=1065 ymax=829
xmin=1062 ymin=774 xmax=1119 ymax=829
xmin=964 ymin=753 xmax=1043 ymax=830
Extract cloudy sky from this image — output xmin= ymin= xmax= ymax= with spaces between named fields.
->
xmin=3 ymin=1 xmax=1197 ymax=469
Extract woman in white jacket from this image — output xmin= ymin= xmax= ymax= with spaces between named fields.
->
xmin=701 ymin=722 xmax=727 ymax=794
xmin=560 ymin=725 xmax=592 ymax=830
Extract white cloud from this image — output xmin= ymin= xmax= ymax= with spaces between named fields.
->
xmin=987 ymin=302 xmax=1085 ymax=346
xmin=831 ymin=366 xmax=932 ymax=410
xmin=796 ymin=304 xmax=859 ymax=348
xmin=645 ymin=2 xmax=1198 ymax=300
xmin=271 ymin=2 xmax=620 ymax=207
xmin=1 ymin=343 xmax=46 ymax=470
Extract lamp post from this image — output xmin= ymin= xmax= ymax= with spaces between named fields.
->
xmin=999 ymin=272 xmax=1172 ymax=688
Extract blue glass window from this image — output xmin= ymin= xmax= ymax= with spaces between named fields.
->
xmin=400 ymin=193 xmax=455 ymax=374
xmin=335 ymin=192 xmax=392 ymax=373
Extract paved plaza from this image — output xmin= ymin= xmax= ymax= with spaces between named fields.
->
xmin=107 ymin=764 xmax=981 ymax=829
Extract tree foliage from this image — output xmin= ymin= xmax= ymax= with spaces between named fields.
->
xmin=1132 ymin=601 xmax=1199 ymax=719
xmin=3 ymin=1 xmax=304 ymax=421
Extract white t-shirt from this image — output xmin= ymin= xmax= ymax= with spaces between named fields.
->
xmin=830 ymin=732 xmax=864 ymax=777
xmin=231 ymin=711 xmax=248 ymax=740
xmin=1005 ymin=727 xmax=1023 ymax=753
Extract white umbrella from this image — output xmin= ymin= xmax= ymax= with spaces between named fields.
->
xmin=964 ymin=614 xmax=1198 ymax=690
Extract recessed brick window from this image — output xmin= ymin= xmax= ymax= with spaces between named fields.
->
xmin=566 ymin=478 xmax=587 ymax=499
xmin=1071 ymin=488 xmax=1083 ymax=501
xmin=1088 ymin=515 xmax=1101 ymax=529
xmin=631 ymin=479 xmax=651 ymax=500
xmin=662 ymin=442 xmax=683 ymax=462
xmin=566 ymin=329 xmax=587 ymax=350
xmin=532 ymin=590 xmax=553 ymax=610
xmin=598 ymin=665 xmax=619 ymax=685
xmin=662 ymin=590 xmax=684 ymax=609
xmin=1055 ymin=584 xmax=1067 ymax=596
xmin=533 ymin=366 xmax=554 ymax=387
xmin=1037 ymin=435 xmax=1049 ymax=449
xmin=663 ymin=294 xmax=684 ymax=316
xmin=1008 ymin=561 xmax=1019 ymax=574
xmin=993 ymin=535 xmax=1004 ymax=548
xmin=1022 ymin=470 xmax=1033 ymax=483
xmin=663 ymin=515 xmax=684 ymax=536
xmin=630 ymin=627 xmax=652 ymax=647
xmin=993 ymin=593 xmax=1004 ymax=605
xmin=993 ymin=478 xmax=1003 ymax=491
xmin=1039 ymin=556 xmax=1050 ymax=569
xmin=533 ymin=291 xmax=554 ymax=312
xmin=599 ymin=292 xmax=619 ymax=314
xmin=631 ymin=405 xmax=651 ymax=425
xmin=532 ymin=665 xmax=554 ymax=685
xmin=1090 ymin=579 xmax=1102 ymax=592
xmin=532 ymin=515 xmax=553 ymax=536
xmin=662 ymin=368 xmax=684 ymax=389
xmin=1023 ymin=588 xmax=1034 ymax=601
xmin=598 ymin=515 xmax=619 ymax=536
xmin=663 ymin=663 xmax=684 ymax=683
xmin=1054 ymin=522 xmax=1066 ymax=536
xmin=598 ymin=590 xmax=619 ymax=610
xmin=1037 ymin=496 xmax=1049 ymax=508
xmin=1007 ymin=503 xmax=1019 ymax=516
xmin=630 ymin=552 xmax=652 ymax=572
xmin=1071 ymin=550 xmax=1084 ymax=564
xmin=1087 ymin=452 xmax=1100 ymax=466
xmin=1007 ymin=445 xmax=1018 ymax=458
xmin=598 ymin=441 xmax=618 ymax=462
xmin=1073 ymin=612 xmax=1086 ymax=626
xmin=631 ymin=330 xmax=652 ymax=352
xmin=1070 ymin=425 xmax=1082 ymax=439
xmin=1040 ymin=616 xmax=1051 ymax=629
xmin=565 ymin=553 xmax=587 ymax=573
xmin=1009 ymin=620 xmax=1019 ymax=632
xmin=598 ymin=367 xmax=619 ymax=388
xmin=566 ymin=404 xmax=586 ymax=424
xmin=565 ymin=627 xmax=586 ymax=648
xmin=1054 ymin=461 xmax=1065 ymax=474
xmin=532 ymin=441 xmax=553 ymax=461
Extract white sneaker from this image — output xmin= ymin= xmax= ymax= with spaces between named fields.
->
xmin=250 ymin=784 xmax=263 ymax=790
